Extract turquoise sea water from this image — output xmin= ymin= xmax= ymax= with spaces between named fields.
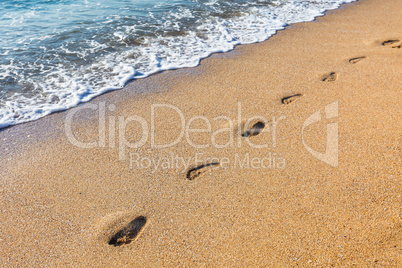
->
xmin=0 ymin=0 xmax=356 ymax=128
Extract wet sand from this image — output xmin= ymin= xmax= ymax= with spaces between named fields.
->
xmin=0 ymin=0 xmax=401 ymax=266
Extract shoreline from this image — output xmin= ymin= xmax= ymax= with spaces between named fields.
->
xmin=1 ymin=0 xmax=401 ymax=266
xmin=0 ymin=0 xmax=358 ymax=130
xmin=0 ymin=0 xmax=358 ymax=158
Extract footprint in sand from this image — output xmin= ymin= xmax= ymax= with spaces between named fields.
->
xmin=186 ymin=162 xmax=219 ymax=180
xmin=349 ymin=56 xmax=367 ymax=64
xmin=322 ymin=72 xmax=338 ymax=82
xmin=241 ymin=121 xmax=266 ymax=137
xmin=382 ymin=39 xmax=401 ymax=49
xmin=281 ymin=93 xmax=303 ymax=105
xmin=108 ymin=216 xmax=147 ymax=246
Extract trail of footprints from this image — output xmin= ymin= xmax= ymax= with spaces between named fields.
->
xmin=105 ymin=120 xmax=268 ymax=247
xmin=319 ymin=38 xmax=399 ymax=85
xmin=104 ymin=38 xmax=397 ymax=247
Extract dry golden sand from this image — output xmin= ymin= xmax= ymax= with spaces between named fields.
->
xmin=1 ymin=0 xmax=401 ymax=266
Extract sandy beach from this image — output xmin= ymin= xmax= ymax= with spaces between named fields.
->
xmin=1 ymin=0 xmax=401 ymax=266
